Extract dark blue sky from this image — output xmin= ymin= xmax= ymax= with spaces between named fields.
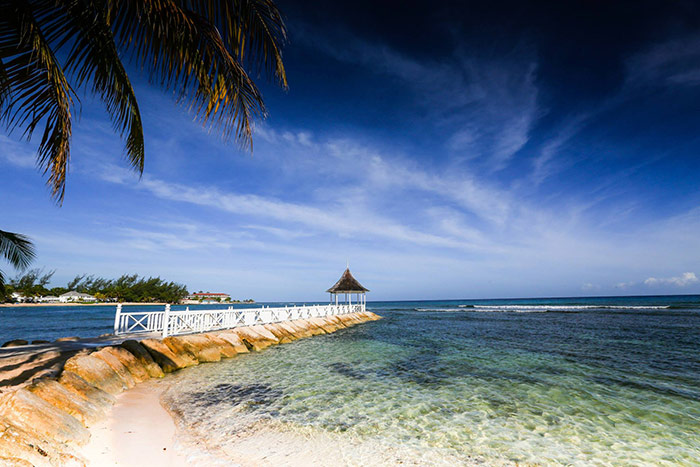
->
xmin=3 ymin=0 xmax=700 ymax=299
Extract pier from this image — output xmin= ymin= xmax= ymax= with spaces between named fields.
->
xmin=114 ymin=268 xmax=370 ymax=338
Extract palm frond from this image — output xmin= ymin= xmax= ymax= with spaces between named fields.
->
xmin=0 ymin=1 xmax=75 ymax=203
xmin=0 ymin=230 xmax=36 ymax=271
xmin=55 ymin=0 xmax=145 ymax=173
xmin=0 ymin=0 xmax=287 ymax=200
xmin=0 ymin=58 xmax=8 ymax=104
xmin=0 ymin=0 xmax=75 ymax=203
xmin=111 ymin=0 xmax=267 ymax=148
xmin=191 ymin=0 xmax=288 ymax=88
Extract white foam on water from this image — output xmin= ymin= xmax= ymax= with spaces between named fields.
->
xmin=415 ymin=304 xmax=672 ymax=312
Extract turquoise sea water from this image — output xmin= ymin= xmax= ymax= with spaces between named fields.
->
xmin=154 ymin=295 xmax=700 ymax=466
xmin=2 ymin=296 xmax=699 ymax=464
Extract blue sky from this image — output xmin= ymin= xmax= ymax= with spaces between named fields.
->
xmin=3 ymin=0 xmax=700 ymax=300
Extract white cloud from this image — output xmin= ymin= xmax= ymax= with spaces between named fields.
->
xmin=0 ymin=136 xmax=36 ymax=169
xmin=92 ymin=123 xmax=700 ymax=290
xmin=98 ymin=164 xmax=487 ymax=252
xmin=644 ymin=272 xmax=698 ymax=287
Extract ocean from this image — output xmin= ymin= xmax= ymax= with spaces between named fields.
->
xmin=3 ymin=295 xmax=700 ymax=464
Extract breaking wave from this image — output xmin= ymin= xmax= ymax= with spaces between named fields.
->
xmin=414 ymin=304 xmax=671 ymax=313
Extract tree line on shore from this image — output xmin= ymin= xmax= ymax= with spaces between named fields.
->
xmin=1 ymin=269 xmax=188 ymax=304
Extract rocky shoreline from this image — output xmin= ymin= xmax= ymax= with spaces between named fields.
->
xmin=0 ymin=311 xmax=381 ymax=466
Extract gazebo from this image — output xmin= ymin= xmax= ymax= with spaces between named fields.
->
xmin=327 ymin=268 xmax=369 ymax=308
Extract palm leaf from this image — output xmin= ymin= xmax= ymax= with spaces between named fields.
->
xmin=54 ymin=0 xmax=145 ymax=173
xmin=111 ymin=0 xmax=267 ymax=148
xmin=0 ymin=0 xmax=75 ymax=203
xmin=0 ymin=229 xmax=35 ymax=294
xmin=0 ymin=0 xmax=287 ymax=201
xmin=0 ymin=0 xmax=76 ymax=202
xmin=0 ymin=230 xmax=35 ymax=271
xmin=192 ymin=0 xmax=288 ymax=88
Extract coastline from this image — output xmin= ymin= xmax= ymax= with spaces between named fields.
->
xmin=0 ymin=302 xmax=168 ymax=308
xmin=0 ymin=311 xmax=382 ymax=465
xmin=0 ymin=301 xmax=255 ymax=308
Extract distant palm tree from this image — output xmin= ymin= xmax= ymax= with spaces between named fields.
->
xmin=0 ymin=230 xmax=35 ymax=293
xmin=0 ymin=0 xmax=288 ymax=202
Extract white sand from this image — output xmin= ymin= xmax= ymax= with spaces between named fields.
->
xmin=78 ymin=379 xmax=473 ymax=467
xmin=79 ymin=381 xmax=189 ymax=466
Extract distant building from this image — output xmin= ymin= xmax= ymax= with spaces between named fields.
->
xmin=186 ymin=292 xmax=231 ymax=301
xmin=11 ymin=292 xmax=27 ymax=303
xmin=59 ymin=291 xmax=97 ymax=303
xmin=38 ymin=295 xmax=60 ymax=303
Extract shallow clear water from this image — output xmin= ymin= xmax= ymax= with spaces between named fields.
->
xmin=161 ymin=296 xmax=700 ymax=466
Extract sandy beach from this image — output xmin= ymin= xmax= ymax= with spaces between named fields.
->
xmin=78 ymin=381 xmax=190 ymax=466
xmin=80 ymin=371 xmax=460 ymax=467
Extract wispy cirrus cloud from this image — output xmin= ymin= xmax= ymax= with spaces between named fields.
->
xmin=626 ymin=33 xmax=700 ymax=88
xmin=298 ymin=29 xmax=540 ymax=172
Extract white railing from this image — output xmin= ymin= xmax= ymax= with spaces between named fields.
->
xmin=113 ymin=303 xmax=365 ymax=338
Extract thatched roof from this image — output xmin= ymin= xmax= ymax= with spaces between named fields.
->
xmin=326 ymin=268 xmax=369 ymax=293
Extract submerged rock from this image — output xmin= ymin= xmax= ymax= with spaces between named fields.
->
xmin=1 ymin=340 xmax=28 ymax=348
xmin=120 ymin=340 xmax=164 ymax=378
xmin=140 ymin=339 xmax=197 ymax=373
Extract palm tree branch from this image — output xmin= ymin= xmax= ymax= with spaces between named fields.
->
xmin=0 ymin=230 xmax=36 ymax=271
xmin=54 ymin=0 xmax=145 ymax=173
xmin=111 ymin=0 xmax=265 ymax=148
xmin=191 ymin=0 xmax=288 ymax=88
xmin=0 ymin=0 xmax=76 ymax=203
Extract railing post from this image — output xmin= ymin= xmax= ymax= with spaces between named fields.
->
xmin=163 ymin=304 xmax=171 ymax=338
xmin=114 ymin=304 xmax=122 ymax=334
